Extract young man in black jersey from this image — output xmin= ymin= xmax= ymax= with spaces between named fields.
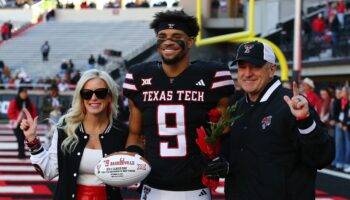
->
xmin=204 ymin=41 xmax=334 ymax=200
xmin=123 ymin=10 xmax=235 ymax=200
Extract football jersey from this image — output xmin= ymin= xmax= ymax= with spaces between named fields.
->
xmin=123 ymin=61 xmax=235 ymax=191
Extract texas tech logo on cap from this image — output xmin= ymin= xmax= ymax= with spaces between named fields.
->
xmin=244 ymin=44 xmax=254 ymax=53
xmin=168 ymin=23 xmax=175 ymax=29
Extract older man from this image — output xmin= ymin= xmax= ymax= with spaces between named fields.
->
xmin=205 ymin=41 xmax=334 ymax=200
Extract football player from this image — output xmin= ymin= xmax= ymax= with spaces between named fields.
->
xmin=123 ymin=10 xmax=235 ymax=200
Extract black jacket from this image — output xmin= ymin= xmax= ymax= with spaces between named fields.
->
xmin=54 ymin=120 xmax=128 ymax=200
xmin=221 ymin=77 xmax=334 ymax=200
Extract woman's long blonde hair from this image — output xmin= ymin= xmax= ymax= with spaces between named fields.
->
xmin=58 ymin=69 xmax=119 ymax=154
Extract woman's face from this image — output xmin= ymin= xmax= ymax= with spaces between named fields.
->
xmin=81 ymin=78 xmax=111 ymax=116
xmin=320 ymin=90 xmax=330 ymax=100
xmin=19 ymin=90 xmax=28 ymax=100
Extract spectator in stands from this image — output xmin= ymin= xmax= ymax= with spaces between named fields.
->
xmin=329 ymin=86 xmax=341 ymax=138
xmin=70 ymin=69 xmax=81 ymax=85
xmin=97 ymin=54 xmax=106 ymax=66
xmin=0 ymin=60 xmax=4 ymax=88
xmin=153 ymin=1 xmax=167 ymax=7
xmin=89 ymin=2 xmax=96 ymax=8
xmin=41 ymin=41 xmax=50 ymax=61
xmin=117 ymin=94 xmax=129 ymax=123
xmin=319 ymin=87 xmax=333 ymax=126
xmin=302 ymin=18 xmax=312 ymax=46
xmin=140 ymin=0 xmax=149 ymax=7
xmin=312 ymin=13 xmax=326 ymax=43
xmin=105 ymin=51 xmax=126 ymax=86
xmin=67 ymin=59 xmax=74 ymax=73
xmin=332 ymin=86 xmax=350 ymax=172
xmin=46 ymin=9 xmax=56 ymax=21
xmin=80 ymin=1 xmax=89 ymax=9
xmin=58 ymin=79 xmax=70 ymax=92
xmin=6 ymin=20 xmax=13 ymax=39
xmin=19 ymin=69 xmax=128 ymax=199
xmin=41 ymin=84 xmax=68 ymax=147
xmin=329 ymin=11 xmax=340 ymax=57
xmin=173 ymin=1 xmax=179 ymax=7
xmin=7 ymin=87 xmax=37 ymax=159
xmin=88 ymin=54 xmax=96 ymax=68
xmin=211 ymin=0 xmax=220 ymax=17
xmin=60 ymin=60 xmax=68 ymax=72
xmin=302 ymin=77 xmax=321 ymax=113
xmin=344 ymin=97 xmax=350 ymax=173
xmin=126 ymin=2 xmax=137 ymax=8
xmin=1 ymin=22 xmax=9 ymax=41
xmin=337 ymin=0 xmax=345 ymax=27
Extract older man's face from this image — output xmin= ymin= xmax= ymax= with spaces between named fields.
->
xmin=237 ymin=61 xmax=275 ymax=102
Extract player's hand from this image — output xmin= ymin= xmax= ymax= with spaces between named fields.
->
xmin=204 ymin=157 xmax=229 ymax=179
xmin=20 ymin=108 xmax=38 ymax=142
xmin=283 ymin=81 xmax=310 ymax=119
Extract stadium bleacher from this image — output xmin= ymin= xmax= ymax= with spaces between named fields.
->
xmin=0 ymin=21 xmax=156 ymax=80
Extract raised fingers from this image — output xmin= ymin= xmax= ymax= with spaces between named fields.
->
xmin=23 ymin=108 xmax=33 ymax=122
xmin=292 ymin=81 xmax=299 ymax=97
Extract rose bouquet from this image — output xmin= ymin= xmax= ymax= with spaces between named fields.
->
xmin=196 ymin=103 xmax=240 ymax=191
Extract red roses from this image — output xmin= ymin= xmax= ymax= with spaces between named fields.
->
xmin=208 ymin=109 xmax=221 ymax=123
xmin=195 ymin=104 xmax=240 ymax=191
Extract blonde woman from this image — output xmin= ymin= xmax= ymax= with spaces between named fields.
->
xmin=20 ymin=69 xmax=128 ymax=200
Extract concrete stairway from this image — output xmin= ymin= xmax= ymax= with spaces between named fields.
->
xmin=0 ymin=21 xmax=155 ymax=80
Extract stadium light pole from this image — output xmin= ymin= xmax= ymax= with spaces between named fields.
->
xmin=293 ymin=0 xmax=302 ymax=83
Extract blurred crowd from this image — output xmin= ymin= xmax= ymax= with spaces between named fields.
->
xmin=0 ymin=48 xmax=127 ymax=92
xmin=279 ymin=0 xmax=350 ymax=59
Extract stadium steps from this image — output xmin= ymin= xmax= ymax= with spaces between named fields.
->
xmin=0 ymin=21 xmax=155 ymax=80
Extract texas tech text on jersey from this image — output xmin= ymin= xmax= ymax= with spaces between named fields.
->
xmin=142 ymin=90 xmax=205 ymax=102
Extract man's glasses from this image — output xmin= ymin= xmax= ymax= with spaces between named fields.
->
xmin=80 ymin=88 xmax=110 ymax=100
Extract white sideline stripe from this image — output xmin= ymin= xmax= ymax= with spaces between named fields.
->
xmin=0 ymin=165 xmax=35 ymax=172
xmin=0 ymin=175 xmax=58 ymax=181
xmin=0 ymin=151 xmax=30 ymax=156
xmin=0 ymin=130 xmax=46 ymax=135
xmin=0 ymin=175 xmax=44 ymax=181
xmin=0 ymin=136 xmax=46 ymax=142
xmin=0 ymin=142 xmax=46 ymax=150
xmin=318 ymin=169 xmax=350 ymax=180
xmin=0 ymin=124 xmax=47 ymax=129
xmin=0 ymin=158 xmax=32 ymax=163
xmin=0 ymin=186 xmax=33 ymax=193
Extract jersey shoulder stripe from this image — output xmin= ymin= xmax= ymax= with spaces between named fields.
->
xmin=123 ymin=61 xmax=159 ymax=92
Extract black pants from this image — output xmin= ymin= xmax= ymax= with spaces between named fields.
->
xmin=42 ymin=52 xmax=49 ymax=61
xmin=13 ymin=127 xmax=25 ymax=158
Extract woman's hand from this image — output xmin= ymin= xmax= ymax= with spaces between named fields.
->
xmin=20 ymin=108 xmax=38 ymax=142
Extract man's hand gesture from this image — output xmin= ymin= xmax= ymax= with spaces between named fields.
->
xmin=283 ymin=81 xmax=310 ymax=119
xmin=20 ymin=108 xmax=38 ymax=142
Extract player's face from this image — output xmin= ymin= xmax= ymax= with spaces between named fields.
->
xmin=237 ymin=61 xmax=275 ymax=102
xmin=156 ymin=29 xmax=194 ymax=65
xmin=81 ymin=78 xmax=111 ymax=116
